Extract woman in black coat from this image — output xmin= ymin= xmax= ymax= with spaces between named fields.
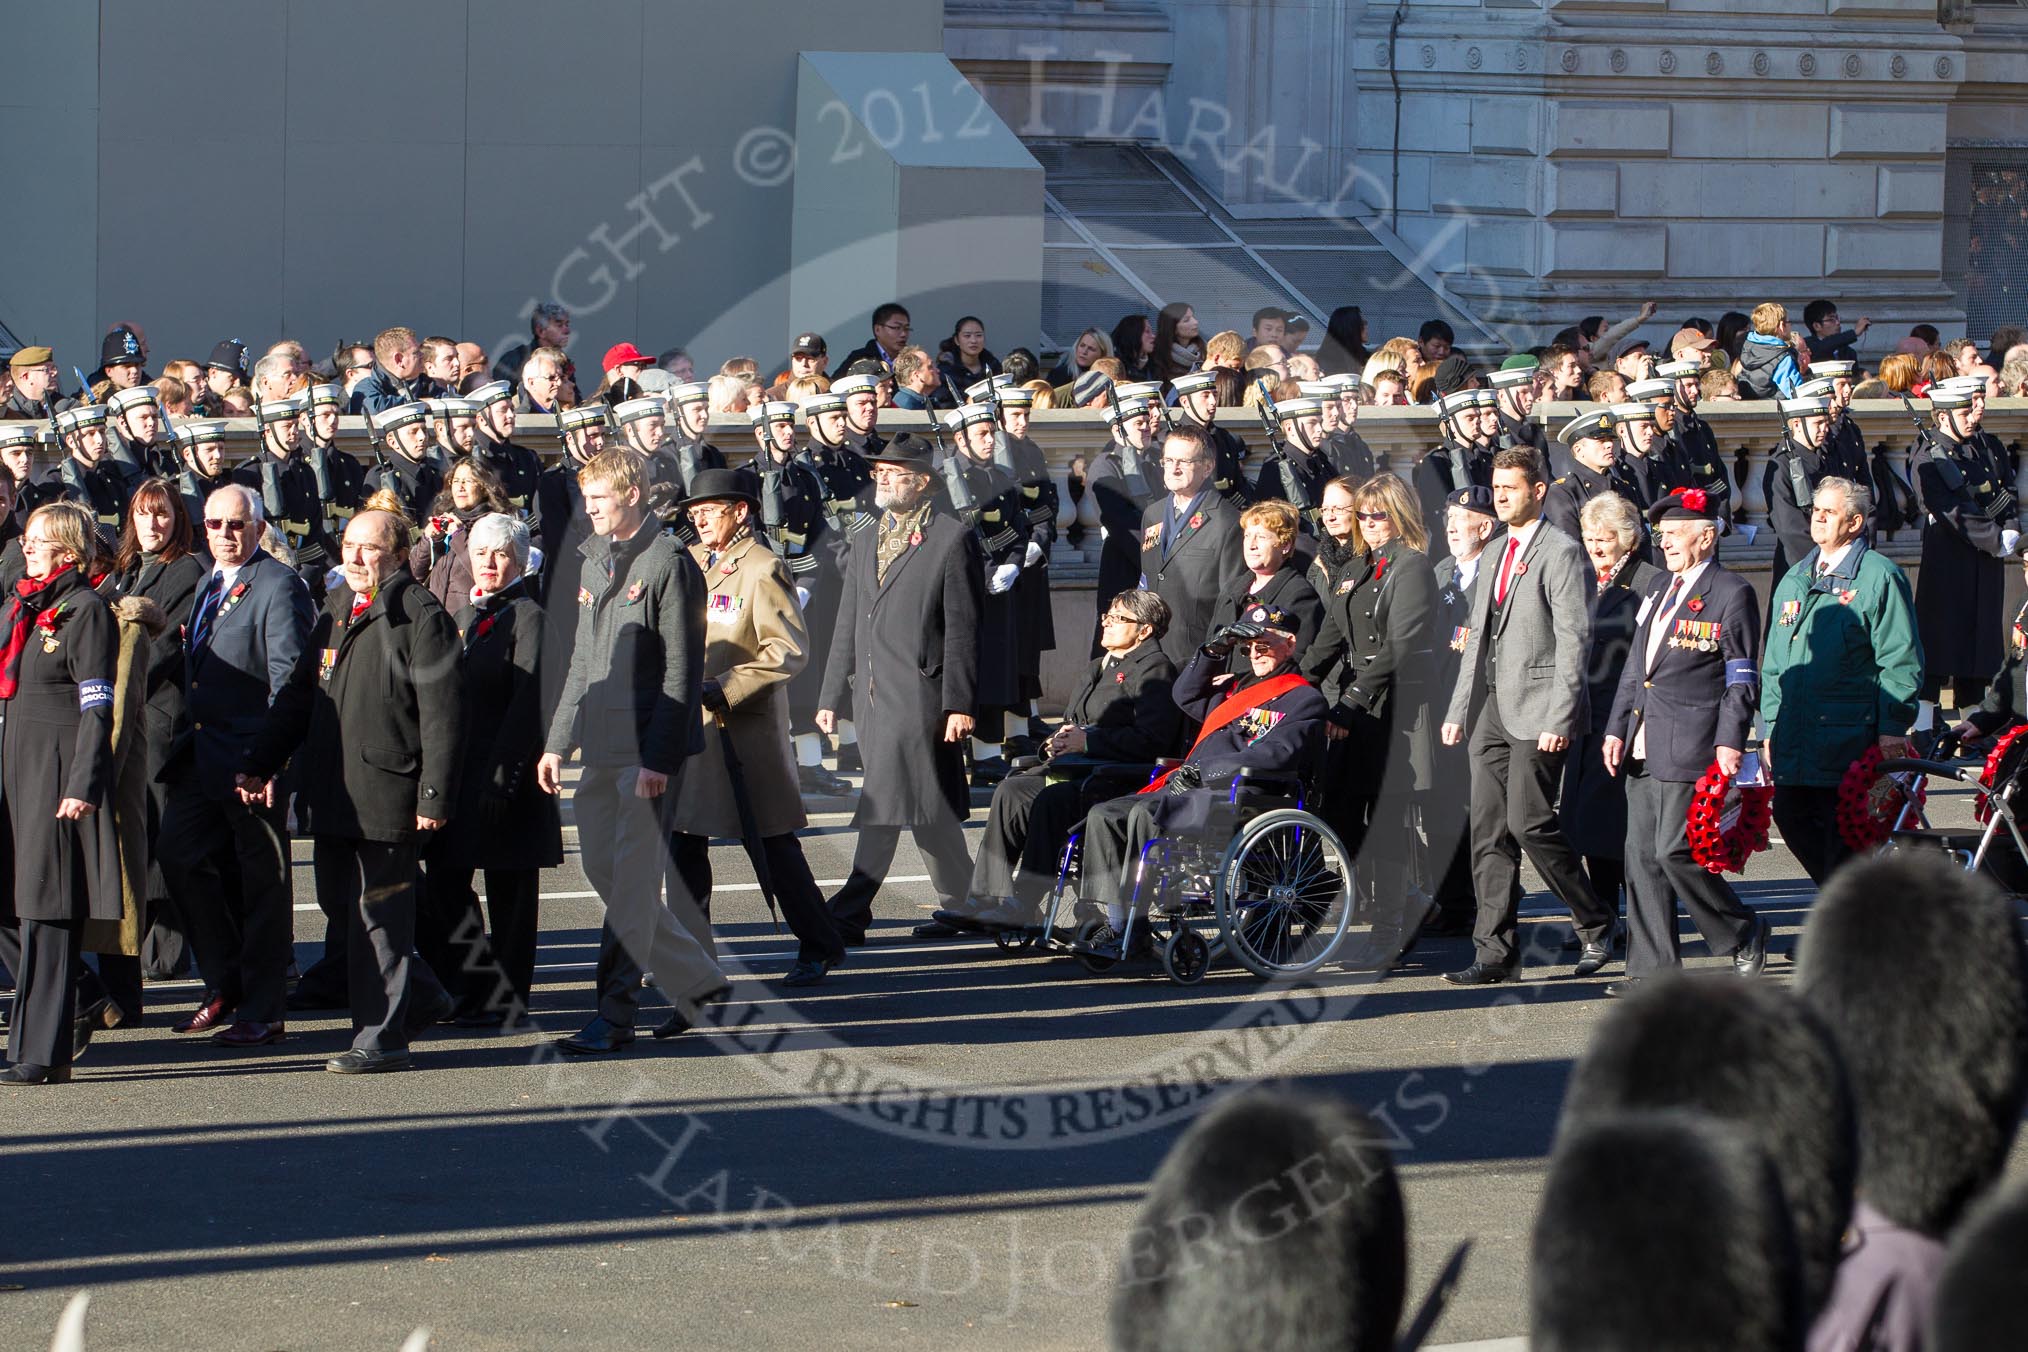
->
xmin=412 ymin=456 xmax=515 ymax=612
xmin=1206 ymin=499 xmax=1324 ymax=672
xmin=1 ymin=502 xmax=122 ymax=1083
xmin=1299 ymin=472 xmax=1436 ymax=973
xmin=1559 ymin=491 xmax=1659 ymax=930
xmin=419 ymin=514 xmax=561 ymax=1025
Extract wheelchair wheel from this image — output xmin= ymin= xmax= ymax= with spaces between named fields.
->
xmin=1161 ymin=929 xmax=1211 ymax=985
xmin=1216 ymin=809 xmax=1354 ymax=979
xmin=995 ymin=929 xmax=1038 ymax=953
xmin=1073 ymin=918 xmax=1119 ymax=973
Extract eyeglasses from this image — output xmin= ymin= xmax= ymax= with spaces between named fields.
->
xmin=1355 ymin=511 xmax=1389 ymax=522
xmin=878 ymin=320 xmax=912 ymax=333
xmin=1159 ymin=457 xmax=1205 ymax=468
xmin=204 ymin=518 xmax=251 ymax=532
xmin=21 ymin=536 xmax=59 ymax=550
xmin=1102 ymin=612 xmax=1138 ymax=624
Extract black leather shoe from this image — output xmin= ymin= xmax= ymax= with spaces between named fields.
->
xmin=834 ymin=744 xmax=862 ymax=774
xmin=1733 ymin=914 xmax=1769 ymax=977
xmin=912 ymin=918 xmax=966 ymax=938
xmin=652 ymin=1009 xmax=696 ymax=1040
xmin=1573 ymin=943 xmax=1612 ymax=978
xmin=451 ymin=1009 xmax=509 ymax=1029
xmin=798 ymin=764 xmax=852 ymax=796
xmin=1443 ymin=961 xmax=1518 ymax=986
xmin=326 ymin=1047 xmax=412 ymax=1074
xmin=0 ymin=1062 xmax=71 ymax=1085
xmin=558 ymin=1017 xmax=635 ymax=1055
xmin=780 ymin=955 xmax=837 ymax=987
xmin=1603 ymin=978 xmax=1643 ymax=999
xmin=73 ymin=1003 xmax=101 ymax=1061
xmin=970 ymin=756 xmax=1010 ymax=787
xmin=405 ymin=989 xmax=455 ymax=1035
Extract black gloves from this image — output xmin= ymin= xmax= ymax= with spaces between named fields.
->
xmin=702 ymin=679 xmax=729 ymax=714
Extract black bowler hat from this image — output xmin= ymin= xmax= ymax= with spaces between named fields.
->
xmin=684 ymin=467 xmax=759 ymax=513
xmin=869 ymin=431 xmax=935 ymax=473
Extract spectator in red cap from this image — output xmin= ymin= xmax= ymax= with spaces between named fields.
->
xmin=598 ymin=342 xmax=652 ymax=399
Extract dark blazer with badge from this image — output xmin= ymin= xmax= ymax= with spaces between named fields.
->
xmin=1605 ymin=563 xmax=1761 ymax=783
xmin=1302 ymin=539 xmax=1437 ymax=795
xmin=297 ymin=571 xmax=464 ymax=843
xmin=165 ymin=550 xmax=316 ymax=797
xmin=429 ymin=580 xmax=561 ymax=872
xmin=1140 ymin=492 xmax=1245 ymax=667
xmin=821 ymin=506 xmax=983 ymax=826
xmin=1152 ymin=651 xmax=1327 ymax=836
xmin=940 ymin=455 xmax=1030 ymax=711
xmin=544 ymin=524 xmax=707 ymax=776
xmin=1062 ymin=642 xmax=1182 ymax=764
xmin=1911 ymin=428 xmax=2013 ymax=677
xmin=1208 ymin=563 xmax=1324 ymax=674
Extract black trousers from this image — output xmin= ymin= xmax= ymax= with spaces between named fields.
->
xmin=1468 ymin=700 xmax=1612 ymax=967
xmin=1624 ymin=769 xmax=1757 ymax=976
xmin=418 ymin=865 xmax=541 ymax=1017
xmin=670 ymin=833 xmax=843 ymax=964
xmin=576 ymin=766 xmax=723 ymax=1027
xmin=969 ymin=772 xmax=1086 ymax=905
xmin=1773 ymin=785 xmax=1850 ymax=887
xmin=291 ymin=846 xmax=358 ymax=1008
xmin=158 ymin=788 xmax=295 ymax=1023
xmin=318 ymin=836 xmax=447 ymax=1053
xmin=1919 ymin=673 xmax=1987 ymax=708
xmin=827 ymin=818 xmax=974 ymax=943
xmin=4 ymin=919 xmax=80 ymax=1072
xmin=1079 ymin=796 xmax=1163 ymax=913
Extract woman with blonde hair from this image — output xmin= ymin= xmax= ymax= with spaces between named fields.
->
xmin=1020 ymin=379 xmax=1055 ymax=409
xmin=1045 ymin=326 xmax=1111 ymax=389
xmin=1298 ymin=471 xmax=1437 ymax=973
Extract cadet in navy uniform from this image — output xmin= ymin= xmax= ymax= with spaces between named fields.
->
xmin=644 ymin=381 xmax=726 ymax=538
xmin=1170 ymin=370 xmax=1252 ymax=504
xmin=1655 ymin=357 xmax=1733 ymax=517
xmin=46 ymin=405 xmax=140 ymax=545
xmin=1140 ymin=425 xmax=1247 ymax=667
xmin=940 ymin=402 xmax=1033 ymax=778
xmin=1634 ymin=376 xmax=1731 ymax=531
xmin=172 ymin=421 xmax=237 ymax=526
xmin=1764 ymin=394 xmax=1836 ymax=580
xmin=1490 ymin=359 xmax=1545 ymax=456
xmin=299 ymin=382 xmax=369 ymax=542
xmin=835 ymin=370 xmax=890 ymax=460
xmin=1070 ymin=603 xmax=1326 ymax=963
xmin=801 ymin=390 xmax=878 ymax=542
xmin=989 ymin=382 xmax=1058 ymax=741
xmin=237 ymin=394 xmax=339 ymax=597
xmin=1320 ymin=375 xmax=1378 ymax=481
xmin=361 ymin=401 xmax=443 ymax=523
xmin=468 ymin=379 xmax=543 ymax=514
xmin=1601 ymin=487 xmax=1768 ymax=994
xmin=1609 ymin=401 xmax=1682 ymax=521
xmin=532 ymin=403 xmax=609 ymax=608
xmin=106 ymin=385 xmax=174 ymax=478
xmin=1413 ymin=391 xmax=1492 ymax=550
xmin=1911 ymin=379 xmax=2017 ymax=710
xmin=1086 ymin=395 xmax=1159 ymax=634
xmin=1810 ymin=364 xmax=1871 ymax=487
xmin=1543 ymin=410 xmax=1622 ymax=546
xmin=1252 ymin=394 xmax=1334 ymax=535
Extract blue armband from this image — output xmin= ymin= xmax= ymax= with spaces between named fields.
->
xmin=1724 ymin=660 xmax=1757 ymax=688
xmin=78 ymin=679 xmax=113 ymax=711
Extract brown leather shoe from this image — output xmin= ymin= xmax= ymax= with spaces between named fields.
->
xmin=172 ymin=994 xmax=234 ymax=1034
xmin=210 ymin=1019 xmax=285 ymax=1048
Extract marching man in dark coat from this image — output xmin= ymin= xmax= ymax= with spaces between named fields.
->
xmin=1070 ymin=602 xmax=1326 ymax=964
xmin=1140 ymin=425 xmax=1246 ymax=667
xmin=537 ymin=450 xmax=726 ymax=1054
xmin=1601 ymin=487 xmax=1768 ymax=994
xmin=817 ymin=433 xmax=984 ymax=946
xmin=670 ymin=471 xmax=845 ymax=986
xmin=1910 ymin=379 xmax=2016 ymax=716
xmin=296 ymin=509 xmax=464 ymax=1073
xmin=419 ymin=513 xmax=562 ymax=1026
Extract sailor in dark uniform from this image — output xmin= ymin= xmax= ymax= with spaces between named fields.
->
xmin=1412 ymin=390 xmax=1492 ymax=548
xmin=44 ymin=404 xmax=137 ymax=540
xmin=1252 ymin=394 xmax=1334 ymax=535
xmin=1086 ymin=395 xmax=1160 ymax=633
xmin=0 ymin=423 xmax=48 ymax=526
xmin=468 ymin=379 xmax=542 ymax=515
xmin=106 ymin=385 xmax=175 ymax=478
xmin=835 ymin=371 xmax=889 ymax=459
xmin=1653 ymin=359 xmax=1734 ymax=525
xmin=426 ymin=396 xmax=480 ymax=469
xmin=1632 ymin=377 xmax=1731 ymax=532
xmin=939 ymin=401 xmax=1036 ymax=780
xmin=1811 ymin=360 xmax=1870 ymax=486
xmin=171 ymin=421 xmax=237 ymax=525
xmin=643 ymin=381 xmax=725 ymax=538
xmin=987 ymin=381 xmax=1058 ymax=744
xmin=297 ymin=382 xmax=369 ymax=544
xmin=361 ymin=401 xmax=443 ymax=524
xmin=801 ymin=391 xmax=878 ymax=541
xmin=1491 ymin=359 xmax=1547 ymax=459
xmin=612 ymin=395 xmax=679 ymax=529
xmin=532 ymin=403 xmax=609 ymax=608
xmin=235 ymin=394 xmax=340 ymax=597
xmin=1764 ymin=394 xmax=1835 ymax=581
xmin=1542 ymin=409 xmax=1622 ymax=546
xmin=1609 ymin=400 xmax=1681 ymax=524
xmin=1911 ymin=380 xmax=2017 ymax=712
xmin=1170 ymin=370 xmax=1252 ymax=504
xmin=1317 ymin=374 xmax=1377 ymax=481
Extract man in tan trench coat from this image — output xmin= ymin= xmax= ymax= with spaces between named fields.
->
xmin=670 ymin=469 xmax=846 ymax=986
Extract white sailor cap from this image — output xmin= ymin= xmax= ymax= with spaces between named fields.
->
xmin=1610 ymin=402 xmax=1657 ymax=424
xmin=1928 ymin=387 xmax=1976 ymax=411
xmin=429 ymin=397 xmax=476 ymax=420
xmin=57 ymin=404 xmax=109 ymax=432
xmin=1438 ymin=390 xmax=1479 ymax=417
xmin=559 ymin=403 xmax=612 ymax=433
xmin=1795 ymin=377 xmax=1838 ymax=400
xmin=370 ymin=402 xmax=428 ymax=435
xmin=173 ymin=419 xmax=229 ymax=446
xmin=952 ymin=402 xmax=996 ymax=429
xmin=107 ymin=386 xmax=159 ymax=415
xmin=1936 ymin=375 xmax=1989 ymax=396
xmin=1275 ymin=396 xmax=1325 ymax=421
xmin=1487 ymin=365 xmax=1536 ymax=391
xmin=964 ymin=374 xmax=1016 ymax=401
xmin=1811 ymin=360 xmax=1857 ymax=379
xmin=1654 ymin=359 xmax=1704 ymax=381
xmin=1297 ymin=381 xmax=1338 ymax=399
xmin=801 ymin=391 xmax=847 ymax=417
xmin=467 ymin=380 xmax=514 ymax=409
xmin=749 ymin=400 xmax=797 ymax=426
xmin=1625 ymin=378 xmax=1674 ymax=402
xmin=1471 ymin=388 xmax=1499 ymax=408
xmin=305 ymin=382 xmax=347 ymax=408
xmin=1323 ymin=373 xmax=1361 ymax=392
xmin=1106 ymin=397 xmax=1151 ymax=425
xmin=612 ymin=397 xmax=664 ymax=426
xmin=1779 ymin=395 xmax=1832 ymax=417
xmin=256 ymin=394 xmax=305 ymax=424
xmin=0 ymin=422 xmax=42 ymax=448
xmin=1116 ymin=381 xmax=1165 ymax=403
xmin=996 ymin=386 xmax=1034 ymax=408
xmin=832 ymin=373 xmax=882 ymax=399
xmin=668 ymin=381 xmax=711 ymax=406
xmin=1559 ymin=409 xmax=1617 ymax=446
xmin=1169 ymin=371 xmax=1217 ymax=397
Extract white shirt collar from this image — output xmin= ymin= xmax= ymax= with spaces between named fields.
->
xmin=1817 ymin=541 xmax=1855 ymax=573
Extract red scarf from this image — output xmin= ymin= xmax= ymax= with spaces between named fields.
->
xmin=1141 ymin=672 xmax=1308 ymax=793
xmin=0 ymin=565 xmax=75 ymax=699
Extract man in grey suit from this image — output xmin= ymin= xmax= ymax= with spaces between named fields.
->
xmin=1140 ymin=425 xmax=1246 ymax=667
xmin=1439 ymin=448 xmax=1615 ymax=984
xmin=158 ymin=485 xmax=317 ymax=1046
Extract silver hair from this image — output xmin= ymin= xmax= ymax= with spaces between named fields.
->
xmin=468 ymin=512 xmax=530 ymax=568
xmin=205 ymin=482 xmax=265 ymax=525
xmin=1578 ymin=490 xmax=1642 ymax=557
xmin=1814 ymin=476 xmax=1873 ymax=521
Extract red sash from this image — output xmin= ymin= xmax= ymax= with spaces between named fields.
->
xmin=1141 ymin=672 xmax=1309 ymax=793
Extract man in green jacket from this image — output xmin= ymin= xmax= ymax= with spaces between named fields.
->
xmin=1762 ymin=476 xmax=1924 ymax=885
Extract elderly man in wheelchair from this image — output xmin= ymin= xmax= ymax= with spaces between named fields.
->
xmin=1067 ymin=602 xmax=1332 ymax=968
xmin=925 ymin=589 xmax=1185 ymax=939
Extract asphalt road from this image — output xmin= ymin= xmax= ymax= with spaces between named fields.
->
xmin=5 ymin=773 xmax=2025 ymax=1351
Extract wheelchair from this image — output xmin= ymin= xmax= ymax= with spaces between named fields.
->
xmin=1880 ymin=736 xmax=2028 ymax=897
xmin=1035 ymin=764 xmax=1357 ymax=985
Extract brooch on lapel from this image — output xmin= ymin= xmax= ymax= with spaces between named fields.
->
xmin=1513 ymin=560 xmax=1528 ymax=578
xmin=35 ymin=603 xmax=67 ymax=653
xmin=577 ymin=586 xmax=595 ymax=607
xmin=1336 ymin=578 xmax=1354 ymax=594
xmin=625 ymin=579 xmax=646 ymax=604
xmin=213 ymin=581 xmax=251 ymax=626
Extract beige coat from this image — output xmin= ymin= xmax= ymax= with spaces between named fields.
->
xmin=671 ymin=533 xmax=809 ymax=839
xmin=83 ymin=596 xmax=165 ymax=956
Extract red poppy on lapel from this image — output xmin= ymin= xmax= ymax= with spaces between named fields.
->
xmin=1686 ymin=597 xmax=1704 ymax=614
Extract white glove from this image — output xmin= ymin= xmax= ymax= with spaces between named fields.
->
xmin=2004 ymin=528 xmax=2021 ymax=556
xmin=1024 ymin=539 xmax=1044 ymax=568
xmin=988 ymin=563 xmax=1020 ymax=595
xmin=527 ymin=545 xmax=544 ymax=575
xmin=795 ymin=586 xmax=810 ymax=610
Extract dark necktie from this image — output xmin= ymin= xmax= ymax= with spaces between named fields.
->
xmin=188 ymin=572 xmax=226 ymax=651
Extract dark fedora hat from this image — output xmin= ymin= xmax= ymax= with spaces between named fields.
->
xmin=684 ymin=467 xmax=759 ymax=512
